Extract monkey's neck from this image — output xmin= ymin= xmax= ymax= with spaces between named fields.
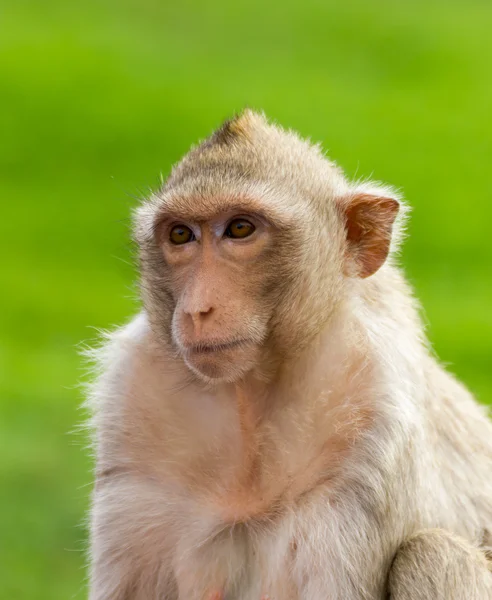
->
xmin=234 ymin=384 xmax=261 ymax=483
xmin=223 ymin=325 xmax=369 ymax=521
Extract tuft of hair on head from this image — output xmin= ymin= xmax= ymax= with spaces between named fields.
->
xmin=205 ymin=108 xmax=267 ymax=147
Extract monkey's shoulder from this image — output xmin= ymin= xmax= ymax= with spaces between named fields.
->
xmin=87 ymin=311 xmax=179 ymax=397
xmin=85 ymin=311 xmax=182 ymax=443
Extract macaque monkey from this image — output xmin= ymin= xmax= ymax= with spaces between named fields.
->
xmin=86 ymin=110 xmax=492 ymax=600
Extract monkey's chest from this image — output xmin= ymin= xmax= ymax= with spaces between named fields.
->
xmin=172 ymin=507 xmax=299 ymax=600
xmin=168 ymin=460 xmax=338 ymax=600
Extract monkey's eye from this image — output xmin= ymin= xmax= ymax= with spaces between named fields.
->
xmin=169 ymin=225 xmax=195 ymax=245
xmin=225 ymin=219 xmax=255 ymax=239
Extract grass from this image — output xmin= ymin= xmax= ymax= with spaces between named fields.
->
xmin=0 ymin=1 xmax=491 ymax=598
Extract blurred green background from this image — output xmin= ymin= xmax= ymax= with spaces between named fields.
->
xmin=1 ymin=0 xmax=491 ymax=598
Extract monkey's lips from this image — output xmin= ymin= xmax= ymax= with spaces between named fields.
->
xmin=185 ymin=339 xmax=250 ymax=355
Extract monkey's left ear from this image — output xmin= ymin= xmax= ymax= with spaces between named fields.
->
xmin=341 ymin=193 xmax=400 ymax=278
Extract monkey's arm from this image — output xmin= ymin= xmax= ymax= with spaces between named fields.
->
xmin=388 ymin=529 xmax=492 ymax=600
xmin=89 ymin=475 xmax=178 ymax=600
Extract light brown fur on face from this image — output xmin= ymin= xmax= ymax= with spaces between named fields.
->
xmin=86 ymin=110 xmax=492 ymax=599
xmin=157 ymin=204 xmax=275 ymax=382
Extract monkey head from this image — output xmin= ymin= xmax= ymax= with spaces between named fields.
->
xmin=134 ymin=111 xmax=401 ymax=383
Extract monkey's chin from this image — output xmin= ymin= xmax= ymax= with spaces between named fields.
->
xmin=183 ymin=346 xmax=258 ymax=384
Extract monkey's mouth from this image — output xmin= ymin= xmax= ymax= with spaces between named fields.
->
xmin=187 ymin=339 xmax=249 ymax=355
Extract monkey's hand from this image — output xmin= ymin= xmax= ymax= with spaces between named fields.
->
xmin=388 ymin=529 xmax=492 ymax=600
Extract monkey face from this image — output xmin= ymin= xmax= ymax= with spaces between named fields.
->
xmin=135 ymin=111 xmax=401 ymax=384
xmin=153 ymin=208 xmax=279 ymax=383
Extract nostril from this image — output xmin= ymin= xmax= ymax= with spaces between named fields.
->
xmin=183 ymin=305 xmax=213 ymax=318
xmin=189 ymin=307 xmax=213 ymax=331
